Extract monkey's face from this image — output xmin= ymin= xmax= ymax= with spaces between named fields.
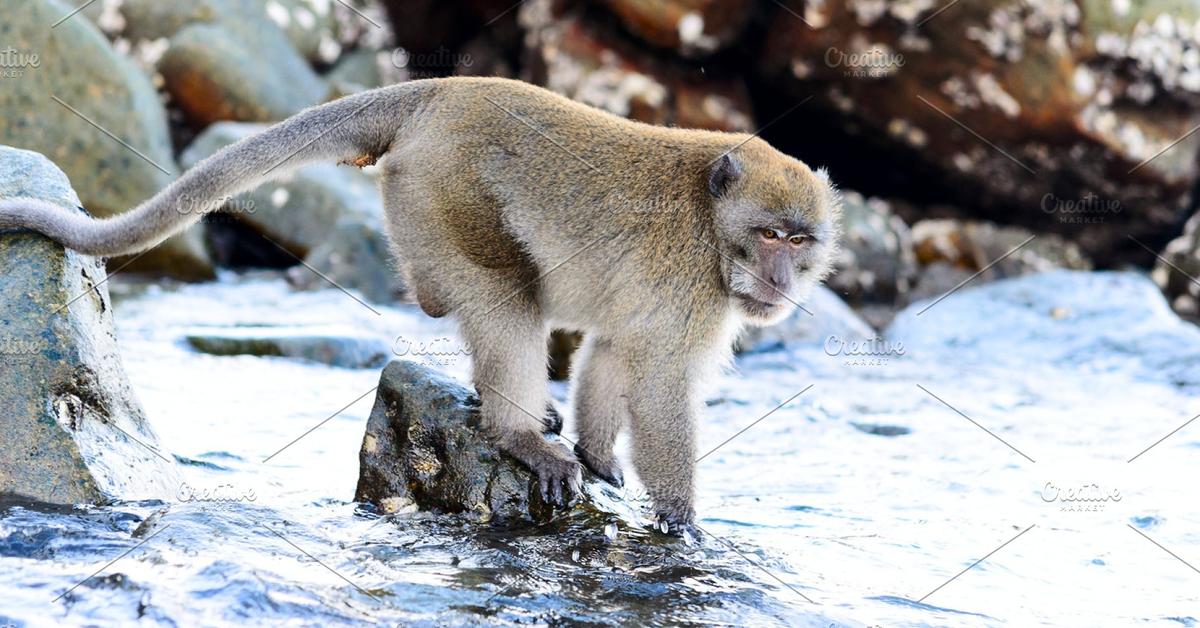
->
xmin=708 ymin=149 xmax=840 ymax=327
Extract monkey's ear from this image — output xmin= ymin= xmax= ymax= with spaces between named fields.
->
xmin=707 ymin=154 xmax=742 ymax=197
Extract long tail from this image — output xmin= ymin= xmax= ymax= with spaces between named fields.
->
xmin=0 ymin=82 xmax=431 ymax=257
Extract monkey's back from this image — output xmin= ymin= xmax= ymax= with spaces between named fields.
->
xmin=377 ymin=77 xmax=804 ymax=346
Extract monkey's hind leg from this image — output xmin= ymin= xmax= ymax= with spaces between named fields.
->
xmin=570 ymin=336 xmax=627 ymax=488
xmin=458 ymin=291 xmax=582 ymax=507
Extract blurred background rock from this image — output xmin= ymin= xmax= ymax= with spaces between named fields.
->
xmin=2 ymin=0 xmax=1199 ymax=324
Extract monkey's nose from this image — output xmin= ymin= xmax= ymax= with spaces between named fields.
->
xmin=766 ymin=272 xmax=790 ymax=294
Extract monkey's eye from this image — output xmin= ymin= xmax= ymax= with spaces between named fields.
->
xmin=788 ymin=234 xmax=807 ymax=246
xmin=761 ymin=228 xmax=779 ymax=240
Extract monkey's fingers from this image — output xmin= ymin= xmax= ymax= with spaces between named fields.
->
xmin=574 ymin=444 xmax=624 ymax=489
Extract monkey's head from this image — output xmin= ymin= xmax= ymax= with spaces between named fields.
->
xmin=707 ymin=141 xmax=841 ymax=327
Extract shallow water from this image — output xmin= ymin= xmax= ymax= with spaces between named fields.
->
xmin=1 ymin=271 xmax=1197 ymax=626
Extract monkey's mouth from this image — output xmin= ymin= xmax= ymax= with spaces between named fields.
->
xmin=734 ymin=293 xmax=785 ymax=313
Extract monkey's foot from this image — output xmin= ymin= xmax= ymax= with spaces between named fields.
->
xmin=505 ymin=433 xmax=582 ymax=508
xmin=573 ymin=443 xmax=624 ymax=488
xmin=543 ymin=402 xmax=564 ymax=435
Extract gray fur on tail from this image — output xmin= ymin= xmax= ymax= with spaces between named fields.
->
xmin=0 ymin=82 xmax=429 ymax=257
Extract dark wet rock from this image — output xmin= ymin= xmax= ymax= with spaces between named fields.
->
xmin=851 ymin=423 xmax=911 ymax=437
xmin=906 ymin=219 xmax=1093 ymax=304
xmin=0 ymin=0 xmax=213 ymax=280
xmin=180 ymin=122 xmax=381 ymax=256
xmin=355 ymin=360 xmax=622 ymax=524
xmin=600 ymin=0 xmax=754 ymax=56
xmin=520 ymin=0 xmax=755 ymax=132
xmin=286 ymin=217 xmax=407 ymax=304
xmin=1152 ymin=211 xmax=1200 ymax=321
xmin=98 ymin=0 xmax=331 ymax=125
xmin=0 ymin=146 xmax=178 ymax=505
xmin=759 ymin=0 xmax=1200 ymax=264
xmin=888 ymin=270 xmax=1200 ymax=390
xmin=185 ymin=328 xmax=389 ymax=368
xmin=735 ymin=285 xmax=874 ymax=353
xmin=828 ymin=191 xmax=917 ymax=306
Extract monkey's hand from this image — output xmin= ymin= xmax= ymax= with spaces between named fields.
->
xmin=504 ymin=432 xmax=582 ymax=508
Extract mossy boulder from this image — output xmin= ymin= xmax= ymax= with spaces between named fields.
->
xmin=0 ymin=0 xmax=213 ymax=280
xmin=0 ymin=146 xmax=179 ymax=505
xmin=97 ymin=0 xmax=331 ymax=125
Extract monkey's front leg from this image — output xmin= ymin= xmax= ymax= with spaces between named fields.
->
xmin=460 ymin=307 xmax=582 ymax=507
xmin=570 ymin=336 xmax=628 ymax=488
xmin=626 ymin=365 xmax=699 ymax=537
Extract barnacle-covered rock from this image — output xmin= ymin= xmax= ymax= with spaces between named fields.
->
xmin=760 ymin=0 xmax=1200 ymax=263
xmin=520 ymin=0 xmax=755 ymax=132
xmin=600 ymin=0 xmax=754 ymax=57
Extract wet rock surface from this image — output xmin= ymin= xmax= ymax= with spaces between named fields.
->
xmin=185 ymin=327 xmax=389 ymax=369
xmin=0 ymin=0 xmax=213 ymax=280
xmin=0 ymin=146 xmax=178 ymax=505
xmin=356 ymin=360 xmax=621 ymax=525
